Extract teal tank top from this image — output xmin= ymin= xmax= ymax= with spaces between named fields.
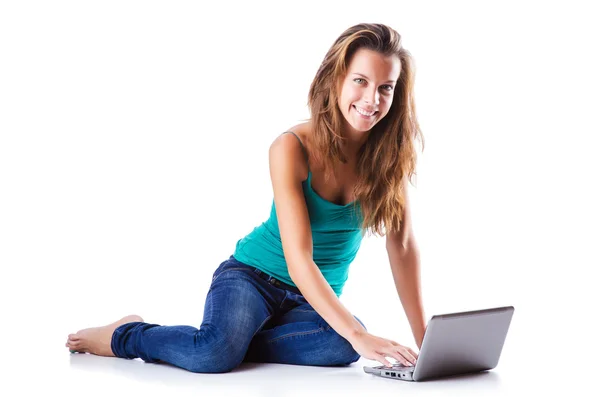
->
xmin=232 ymin=131 xmax=364 ymax=297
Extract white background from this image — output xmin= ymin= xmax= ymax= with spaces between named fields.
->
xmin=1 ymin=0 xmax=598 ymax=395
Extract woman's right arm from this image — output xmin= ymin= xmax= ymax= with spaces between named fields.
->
xmin=268 ymin=134 xmax=418 ymax=367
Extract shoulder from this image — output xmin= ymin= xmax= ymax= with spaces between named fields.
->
xmin=269 ymin=123 xmax=311 ymax=181
xmin=283 ymin=122 xmax=312 ymax=148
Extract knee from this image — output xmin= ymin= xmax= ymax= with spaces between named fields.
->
xmin=184 ymin=344 xmax=240 ymax=373
xmin=182 ymin=330 xmax=247 ymax=373
xmin=316 ymin=315 xmax=367 ymax=366
xmin=186 ymin=362 xmax=236 ymax=374
xmin=329 ymin=333 xmax=361 ymax=366
xmin=318 ymin=326 xmax=362 ymax=366
xmin=335 ymin=315 xmax=368 ymax=366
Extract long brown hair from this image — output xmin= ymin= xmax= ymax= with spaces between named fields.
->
xmin=306 ymin=23 xmax=424 ymax=237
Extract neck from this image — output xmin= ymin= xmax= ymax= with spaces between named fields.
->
xmin=340 ymin=122 xmax=371 ymax=161
xmin=341 ymin=135 xmax=368 ymax=163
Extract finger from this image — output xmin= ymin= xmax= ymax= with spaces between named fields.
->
xmin=391 ymin=346 xmax=417 ymax=366
xmin=381 ymin=342 xmax=411 ymax=366
xmin=376 ymin=354 xmax=393 ymax=368
xmin=397 ymin=346 xmax=418 ymax=364
xmin=382 ymin=348 xmax=412 ymax=366
xmin=389 ymin=341 xmax=418 ymax=360
xmin=396 ymin=351 xmax=415 ymax=366
xmin=406 ymin=347 xmax=419 ymax=360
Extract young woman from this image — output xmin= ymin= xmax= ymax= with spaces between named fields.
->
xmin=65 ymin=22 xmax=426 ymax=373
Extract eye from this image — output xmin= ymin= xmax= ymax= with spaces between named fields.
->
xmin=381 ymin=85 xmax=394 ymax=92
xmin=353 ymin=78 xmax=365 ymax=84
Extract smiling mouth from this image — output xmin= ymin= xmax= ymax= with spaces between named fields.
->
xmin=353 ymin=105 xmax=378 ymax=117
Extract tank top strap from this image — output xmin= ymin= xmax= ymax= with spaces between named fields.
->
xmin=281 ymin=131 xmax=310 ymax=172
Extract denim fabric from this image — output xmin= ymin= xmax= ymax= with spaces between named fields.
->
xmin=111 ymin=255 xmax=366 ymax=373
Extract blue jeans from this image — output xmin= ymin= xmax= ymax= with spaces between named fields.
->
xmin=111 ymin=255 xmax=366 ymax=373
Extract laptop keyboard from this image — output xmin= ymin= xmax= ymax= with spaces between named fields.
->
xmin=374 ymin=364 xmax=414 ymax=370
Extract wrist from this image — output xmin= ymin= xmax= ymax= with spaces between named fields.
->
xmin=346 ymin=326 xmax=367 ymax=344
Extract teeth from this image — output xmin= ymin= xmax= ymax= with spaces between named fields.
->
xmin=355 ymin=106 xmax=375 ymax=116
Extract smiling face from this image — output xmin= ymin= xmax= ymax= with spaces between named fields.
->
xmin=337 ymin=48 xmax=401 ymax=137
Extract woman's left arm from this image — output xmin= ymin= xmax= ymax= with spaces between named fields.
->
xmin=386 ymin=233 xmax=426 ymax=349
xmin=385 ymin=178 xmax=427 ymax=349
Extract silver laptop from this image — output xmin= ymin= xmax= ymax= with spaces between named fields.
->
xmin=363 ymin=306 xmax=514 ymax=382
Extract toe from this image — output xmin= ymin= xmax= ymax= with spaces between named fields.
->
xmin=66 ymin=342 xmax=78 ymax=352
xmin=67 ymin=341 xmax=85 ymax=353
xmin=68 ymin=334 xmax=80 ymax=341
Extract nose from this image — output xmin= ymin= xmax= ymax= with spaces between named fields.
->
xmin=363 ymin=88 xmax=380 ymax=107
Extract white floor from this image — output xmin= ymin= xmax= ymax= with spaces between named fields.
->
xmin=9 ymin=329 xmax=593 ymax=397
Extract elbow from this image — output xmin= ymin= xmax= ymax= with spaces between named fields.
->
xmin=387 ymin=228 xmax=419 ymax=255
xmin=285 ymin=251 xmax=313 ymax=281
xmin=387 ymin=239 xmax=420 ymax=261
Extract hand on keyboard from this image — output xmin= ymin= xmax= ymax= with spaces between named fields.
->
xmin=349 ymin=331 xmax=418 ymax=367
xmin=375 ymin=362 xmax=415 ymax=370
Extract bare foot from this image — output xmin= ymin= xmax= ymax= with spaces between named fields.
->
xmin=66 ymin=314 xmax=144 ymax=357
